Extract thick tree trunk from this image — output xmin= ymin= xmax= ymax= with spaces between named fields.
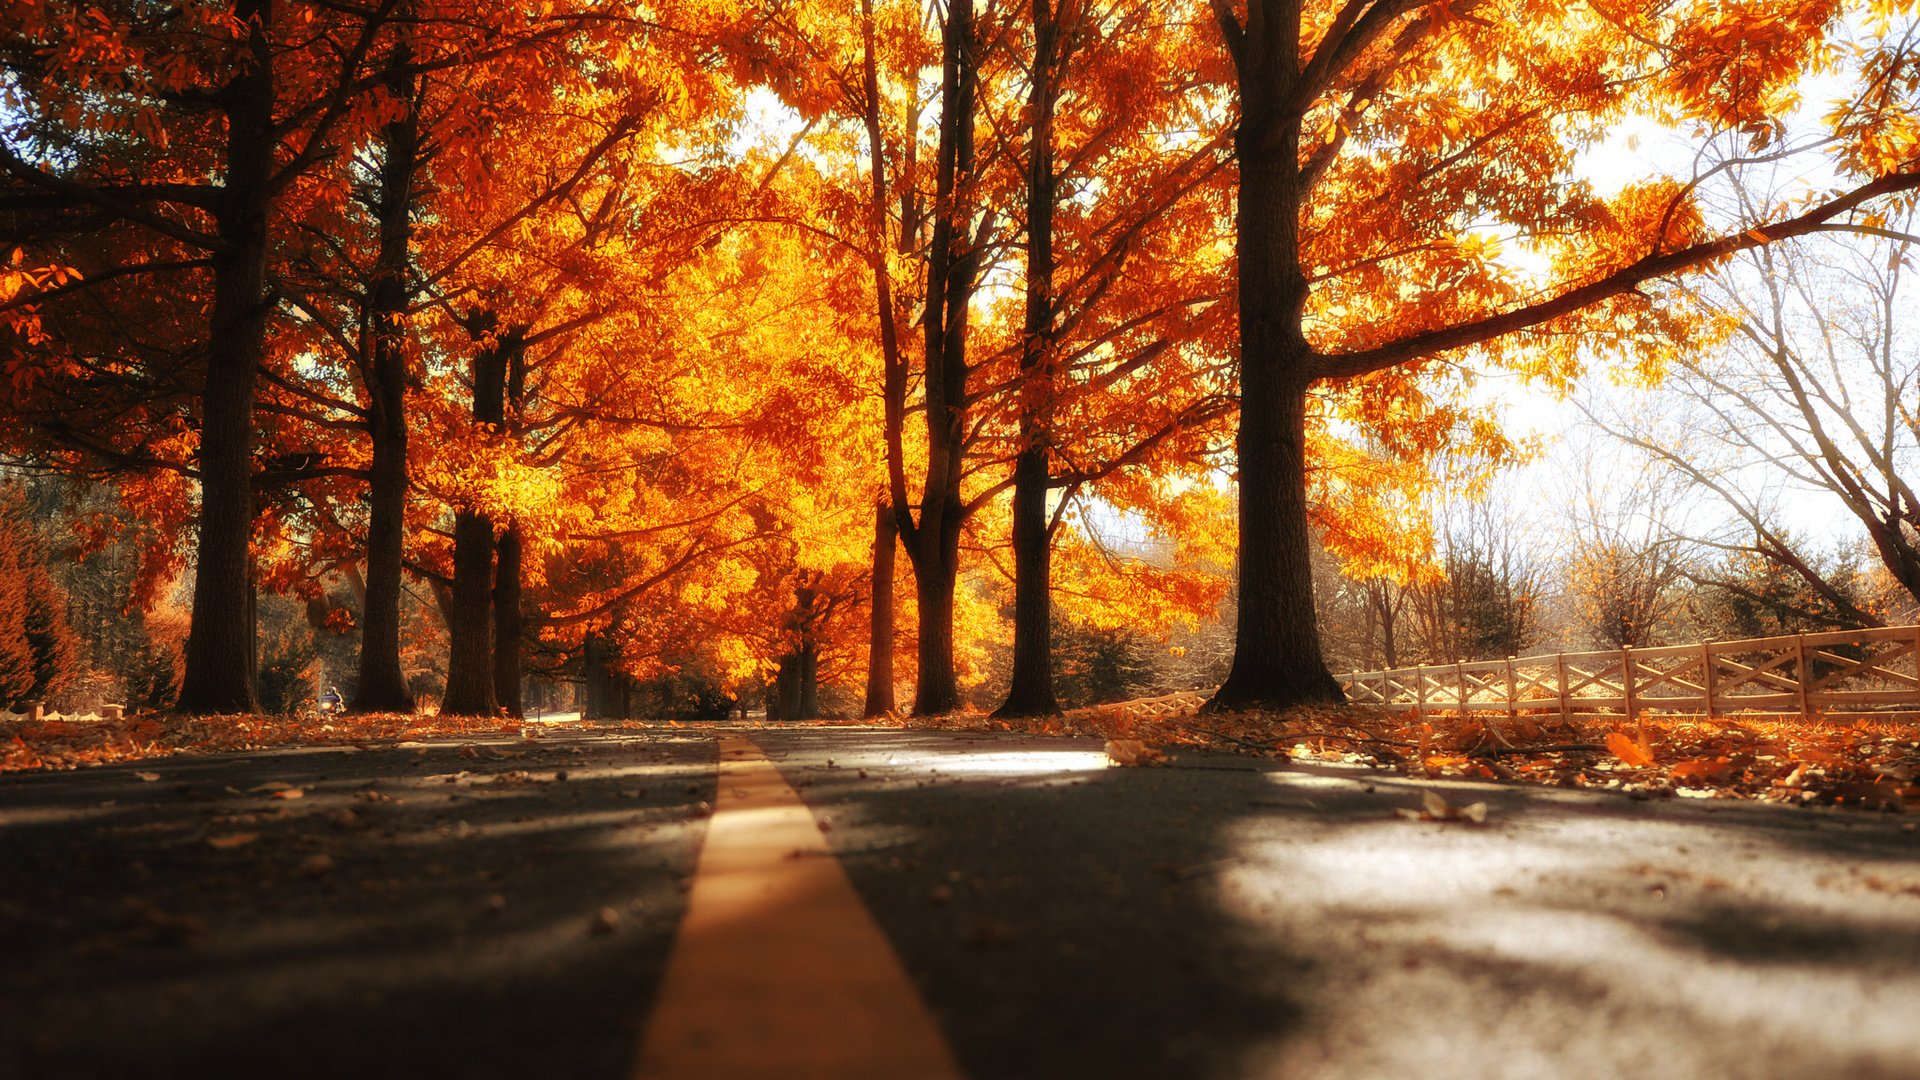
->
xmin=178 ymin=2 xmax=273 ymax=715
xmin=1000 ymin=447 xmax=1057 ymax=716
xmin=796 ymin=645 xmax=818 ymax=719
xmin=998 ymin=0 xmax=1063 ymax=719
xmin=862 ymin=499 xmax=897 ymax=717
xmin=772 ymin=646 xmax=820 ymax=721
xmin=583 ymin=633 xmax=616 ymax=720
xmin=439 ymin=328 xmax=516 ymax=716
xmin=439 ymin=509 xmax=496 ymax=715
xmin=1207 ymin=134 xmax=1344 ymax=712
xmin=351 ymin=48 xmax=419 ymax=715
xmin=492 ymin=521 xmax=523 ymax=717
xmin=776 ymin=580 xmax=823 ymax=720
xmin=904 ymin=0 xmax=978 ymax=716
xmin=910 ymin=524 xmax=962 ymax=714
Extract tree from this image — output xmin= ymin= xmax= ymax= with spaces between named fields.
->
xmin=1592 ymin=180 xmax=1919 ymax=626
xmin=2 ymin=1 xmax=414 ymax=713
xmin=1202 ymin=0 xmax=1920 ymax=711
xmin=0 ymin=484 xmax=80 ymax=707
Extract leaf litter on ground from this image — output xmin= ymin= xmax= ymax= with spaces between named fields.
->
xmin=9 ymin=700 xmax=1917 ymax=813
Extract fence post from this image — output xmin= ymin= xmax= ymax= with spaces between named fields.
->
xmin=1456 ymin=662 xmax=1467 ymax=717
xmin=1557 ymin=653 xmax=1570 ymax=723
xmin=1416 ymin=664 xmax=1427 ymax=722
xmin=1701 ymin=641 xmax=1715 ymax=718
xmin=1622 ymin=645 xmax=1637 ymax=722
xmin=1794 ymin=634 xmax=1810 ymax=718
xmin=1505 ymin=656 xmax=1518 ymax=723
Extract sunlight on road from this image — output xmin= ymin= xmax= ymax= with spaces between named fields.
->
xmin=1215 ymin=806 xmax=1920 ymax=1079
xmin=922 ymin=749 xmax=1112 ymax=775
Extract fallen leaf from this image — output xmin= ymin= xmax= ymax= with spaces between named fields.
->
xmin=590 ymin=906 xmax=620 ymax=935
xmin=1607 ymin=731 xmax=1657 ymax=768
xmin=1403 ymin=790 xmax=1490 ymax=824
xmin=133 ymin=771 xmax=160 ymax=782
xmin=1670 ymin=756 xmax=1735 ymax=783
xmin=1105 ymin=739 xmax=1168 ymax=766
xmin=270 ymin=787 xmax=304 ymax=800
xmin=207 ymin=832 xmax=259 ymax=849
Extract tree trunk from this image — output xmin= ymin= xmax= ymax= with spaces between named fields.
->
xmin=351 ymin=46 xmax=419 ymax=715
xmin=1207 ymin=121 xmax=1344 ymax=712
xmin=998 ymin=0 xmax=1063 ymax=719
xmin=440 ymin=509 xmax=496 ymax=715
xmin=862 ymin=498 xmax=897 ymax=716
xmin=492 ymin=521 xmax=523 ymax=717
xmin=178 ymin=2 xmax=273 ymax=715
xmin=910 ymin=524 xmax=962 ymax=714
xmin=903 ymin=0 xmax=978 ymax=716
xmin=584 ymin=633 xmax=616 ymax=720
xmin=439 ymin=327 xmax=516 ymax=716
xmin=796 ymin=644 xmax=819 ymax=719
xmin=773 ymin=650 xmax=821 ymax=721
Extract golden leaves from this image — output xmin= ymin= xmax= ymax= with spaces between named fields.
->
xmin=1606 ymin=730 xmax=1657 ymax=768
xmin=1104 ymin=738 xmax=1169 ymax=766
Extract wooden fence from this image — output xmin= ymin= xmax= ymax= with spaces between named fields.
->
xmin=1339 ymin=625 xmax=1920 ymax=722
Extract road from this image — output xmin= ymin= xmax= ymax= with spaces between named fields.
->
xmin=3 ymin=725 xmax=1918 ymax=1079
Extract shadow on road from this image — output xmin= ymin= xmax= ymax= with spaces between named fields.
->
xmin=0 ymin=733 xmax=716 ymax=1080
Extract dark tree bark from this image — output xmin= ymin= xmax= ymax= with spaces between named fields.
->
xmin=998 ymin=0 xmax=1065 ymax=719
xmin=1207 ymin=115 xmax=1344 ymax=711
xmin=492 ymin=522 xmax=523 ymax=717
xmin=491 ymin=329 xmax=527 ymax=717
xmin=774 ymin=576 xmax=824 ymax=721
xmin=440 ymin=508 xmax=496 ymax=715
xmin=351 ymin=45 xmax=419 ymax=714
xmin=178 ymin=1 xmax=274 ymax=714
xmin=773 ymin=647 xmax=820 ymax=721
xmin=583 ymin=632 xmax=621 ymax=720
xmin=439 ymin=328 xmax=517 ymax=716
xmin=896 ymin=0 xmax=980 ymax=716
xmin=858 ymin=0 xmax=982 ymax=716
xmin=862 ymin=498 xmax=897 ymax=717
xmin=910 ymin=522 xmax=963 ymax=712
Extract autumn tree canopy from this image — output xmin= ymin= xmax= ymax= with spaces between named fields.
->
xmin=3 ymin=0 xmax=1916 ymax=718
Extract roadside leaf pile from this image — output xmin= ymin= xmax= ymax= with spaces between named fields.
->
xmin=2 ymin=712 xmax=520 ymax=773
xmin=864 ymin=701 xmax=1920 ymax=813
xmin=10 ymin=703 xmax=1918 ymax=813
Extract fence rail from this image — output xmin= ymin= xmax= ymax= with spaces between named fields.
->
xmin=1339 ymin=625 xmax=1920 ymax=722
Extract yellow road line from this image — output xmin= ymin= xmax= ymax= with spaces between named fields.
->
xmin=634 ymin=736 xmax=966 ymax=1079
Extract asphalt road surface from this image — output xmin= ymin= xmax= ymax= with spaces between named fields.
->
xmin=4 ymin=725 xmax=1918 ymax=1079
